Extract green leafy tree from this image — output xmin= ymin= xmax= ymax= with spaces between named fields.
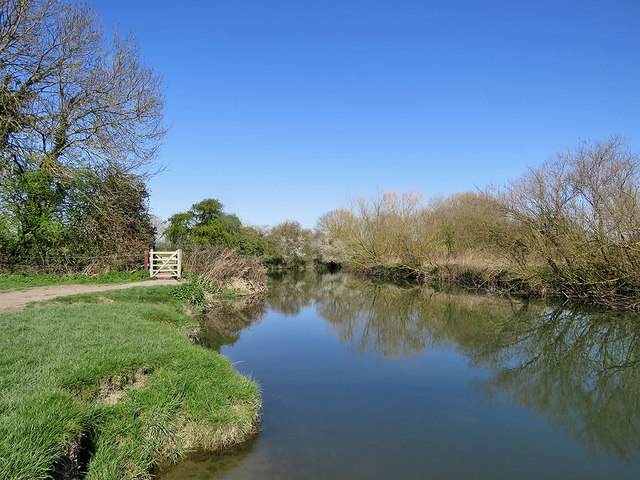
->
xmin=69 ymin=167 xmax=155 ymax=254
xmin=0 ymin=0 xmax=165 ymax=269
xmin=236 ymin=226 xmax=268 ymax=257
xmin=0 ymin=163 xmax=155 ymax=269
xmin=0 ymin=165 xmax=67 ymax=258
xmin=166 ymin=199 xmax=266 ymax=256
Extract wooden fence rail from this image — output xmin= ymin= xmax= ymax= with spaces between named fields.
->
xmin=148 ymin=249 xmax=182 ymax=278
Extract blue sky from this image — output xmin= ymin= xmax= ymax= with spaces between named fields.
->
xmin=91 ymin=0 xmax=640 ymax=228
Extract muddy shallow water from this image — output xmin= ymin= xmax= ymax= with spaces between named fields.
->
xmin=159 ymin=271 xmax=640 ymax=479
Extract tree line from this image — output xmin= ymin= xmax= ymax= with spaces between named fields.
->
xmin=3 ymin=3 xmax=638 ymax=309
xmin=319 ymin=137 xmax=640 ymax=308
xmin=0 ymin=0 xmax=165 ymax=271
xmin=164 ymin=137 xmax=640 ymax=307
xmin=163 ymin=198 xmax=338 ymax=269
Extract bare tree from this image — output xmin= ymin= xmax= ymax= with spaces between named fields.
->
xmin=0 ymin=0 xmax=166 ymax=177
xmin=497 ymin=136 xmax=640 ymax=302
xmin=0 ymin=0 xmax=165 ymax=263
xmin=320 ymin=190 xmax=432 ymax=271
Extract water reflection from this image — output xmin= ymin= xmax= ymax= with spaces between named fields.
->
xmin=266 ymin=270 xmax=350 ymax=315
xmin=475 ymin=306 xmax=640 ymax=461
xmin=158 ymin=435 xmax=258 ymax=480
xmin=199 ymin=295 xmax=267 ymax=350
xmin=267 ymin=272 xmax=640 ymax=460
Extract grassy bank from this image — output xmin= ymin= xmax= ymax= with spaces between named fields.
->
xmin=0 ymin=285 xmax=261 ymax=480
xmin=0 ymin=270 xmax=151 ymax=291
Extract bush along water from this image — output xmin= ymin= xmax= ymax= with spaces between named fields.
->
xmin=172 ymin=272 xmax=239 ymax=308
xmin=316 ymin=137 xmax=640 ymax=310
xmin=181 ymin=245 xmax=268 ymax=296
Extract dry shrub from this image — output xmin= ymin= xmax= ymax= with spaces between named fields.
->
xmin=183 ymin=246 xmax=267 ymax=294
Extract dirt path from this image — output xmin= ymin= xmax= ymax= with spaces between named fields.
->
xmin=0 ymin=279 xmax=180 ymax=314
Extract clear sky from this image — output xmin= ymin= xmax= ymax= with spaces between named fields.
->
xmin=91 ymin=0 xmax=640 ymax=228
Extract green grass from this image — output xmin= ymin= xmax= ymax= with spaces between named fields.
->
xmin=37 ymin=284 xmax=182 ymax=305
xmin=171 ymin=273 xmax=240 ymax=307
xmin=0 ymin=286 xmax=261 ymax=480
xmin=0 ymin=270 xmax=151 ymax=291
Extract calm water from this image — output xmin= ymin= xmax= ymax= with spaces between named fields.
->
xmin=160 ymin=271 xmax=640 ymax=479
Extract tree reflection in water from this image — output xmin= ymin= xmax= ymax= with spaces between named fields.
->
xmin=266 ymin=272 xmax=640 ymax=461
xmin=199 ymin=295 xmax=268 ymax=350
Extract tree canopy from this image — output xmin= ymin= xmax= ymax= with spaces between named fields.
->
xmin=165 ymin=198 xmax=266 ymax=257
xmin=0 ymin=0 xmax=166 ymax=268
xmin=0 ymin=0 xmax=166 ymax=177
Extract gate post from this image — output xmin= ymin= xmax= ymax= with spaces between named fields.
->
xmin=149 ymin=249 xmax=154 ymax=277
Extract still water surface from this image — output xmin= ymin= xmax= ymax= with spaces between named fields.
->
xmin=160 ymin=272 xmax=640 ymax=479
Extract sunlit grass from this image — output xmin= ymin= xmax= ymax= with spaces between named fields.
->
xmin=0 ymin=270 xmax=151 ymax=291
xmin=0 ymin=288 xmax=260 ymax=480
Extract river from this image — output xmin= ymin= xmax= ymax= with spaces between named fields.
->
xmin=159 ymin=271 xmax=640 ymax=479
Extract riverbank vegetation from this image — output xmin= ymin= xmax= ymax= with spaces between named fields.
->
xmin=0 ymin=0 xmax=165 ymax=273
xmin=172 ymin=246 xmax=268 ymax=309
xmin=164 ymin=198 xmax=338 ymax=270
xmin=0 ymin=285 xmax=261 ymax=480
xmin=161 ymin=200 xmax=270 ymax=304
xmin=318 ymin=137 xmax=640 ymax=309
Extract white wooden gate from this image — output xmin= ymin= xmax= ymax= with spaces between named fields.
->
xmin=149 ymin=249 xmax=182 ymax=278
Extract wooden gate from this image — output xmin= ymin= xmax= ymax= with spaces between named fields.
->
xmin=148 ymin=249 xmax=182 ymax=278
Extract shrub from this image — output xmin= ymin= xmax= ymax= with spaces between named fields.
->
xmin=183 ymin=245 xmax=267 ymax=295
